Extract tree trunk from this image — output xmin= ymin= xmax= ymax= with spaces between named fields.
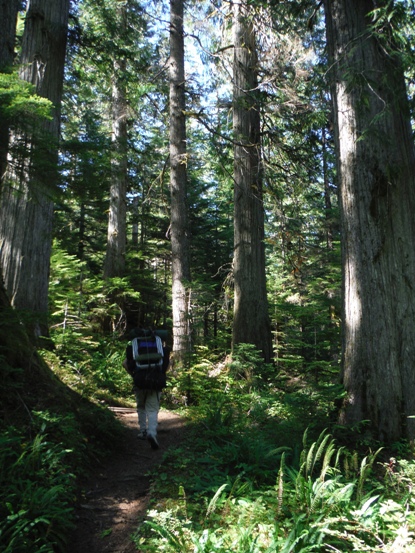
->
xmin=103 ymin=55 xmax=127 ymax=278
xmin=322 ymin=124 xmax=334 ymax=250
xmin=0 ymin=0 xmax=69 ymax=339
xmin=0 ymin=0 xmax=18 ymax=70
xmin=0 ymin=0 xmax=19 ymax=190
xmin=324 ymin=0 xmax=415 ymax=442
xmin=169 ymin=0 xmax=191 ymax=362
xmin=0 ymin=0 xmax=14 ymax=318
xmin=232 ymin=0 xmax=272 ymax=362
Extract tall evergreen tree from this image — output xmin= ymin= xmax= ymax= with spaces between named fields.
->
xmin=232 ymin=0 xmax=272 ymax=362
xmin=0 ymin=0 xmax=18 ymax=70
xmin=324 ymin=0 xmax=415 ymax=442
xmin=0 ymin=0 xmax=70 ymax=338
xmin=169 ymin=0 xmax=191 ymax=361
xmin=103 ymin=2 xmax=128 ymax=280
xmin=0 ymin=0 xmax=19 ymax=189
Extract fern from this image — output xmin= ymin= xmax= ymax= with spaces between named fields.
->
xmin=276 ymin=452 xmax=286 ymax=516
xmin=206 ymin=483 xmax=228 ymax=518
xmin=356 ymin=448 xmax=383 ymax=503
xmin=145 ymin=519 xmax=188 ymax=550
xmin=304 ymin=429 xmax=333 ymax=480
xmin=0 ymin=430 xmax=75 ymax=553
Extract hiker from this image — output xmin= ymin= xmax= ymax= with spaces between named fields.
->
xmin=123 ymin=329 xmax=170 ymax=450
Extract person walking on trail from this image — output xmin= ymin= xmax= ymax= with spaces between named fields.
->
xmin=123 ymin=329 xmax=170 ymax=450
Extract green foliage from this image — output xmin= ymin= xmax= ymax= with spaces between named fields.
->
xmin=229 ymin=343 xmax=275 ymax=384
xmin=49 ymin=241 xmax=144 ymax=335
xmin=138 ymin=426 xmax=415 ymax=552
xmin=47 ymin=247 xmax=138 ymax=404
xmin=0 ymin=72 xmax=52 ymax=121
xmin=0 ymin=429 xmax=75 ymax=553
xmin=131 ymin=350 xmax=415 ymax=553
xmin=43 ymin=330 xmax=133 ymax=406
xmin=0 ymin=339 xmax=126 ymax=553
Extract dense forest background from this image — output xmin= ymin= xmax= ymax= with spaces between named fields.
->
xmin=2 ymin=0 xmax=415 ymax=551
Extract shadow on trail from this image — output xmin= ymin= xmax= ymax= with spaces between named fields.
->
xmin=69 ymin=409 xmax=186 ymax=553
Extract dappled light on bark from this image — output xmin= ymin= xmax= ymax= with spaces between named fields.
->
xmin=325 ymin=0 xmax=415 ymax=442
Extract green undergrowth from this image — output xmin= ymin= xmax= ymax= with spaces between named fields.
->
xmin=0 ymin=315 xmax=126 ymax=552
xmin=0 ymin=428 xmax=76 ymax=553
xmin=139 ymin=430 xmax=415 ymax=552
xmin=130 ymin=345 xmax=415 ymax=553
xmin=43 ymin=327 xmax=135 ymax=407
xmin=0 ymin=388 xmax=124 ymax=553
xmin=3 ymin=322 xmax=415 ymax=553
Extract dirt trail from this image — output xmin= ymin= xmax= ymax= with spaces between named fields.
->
xmin=69 ymin=408 xmax=186 ymax=553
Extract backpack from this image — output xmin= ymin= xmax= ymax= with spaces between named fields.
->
xmin=131 ymin=330 xmax=166 ymax=391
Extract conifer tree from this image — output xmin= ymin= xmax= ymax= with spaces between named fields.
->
xmin=169 ymin=0 xmax=191 ymax=361
xmin=0 ymin=0 xmax=70 ymax=339
xmin=232 ymin=0 xmax=272 ymax=362
xmin=103 ymin=1 xmax=128 ymax=280
xmin=0 ymin=0 xmax=19 ymax=190
xmin=324 ymin=0 xmax=415 ymax=442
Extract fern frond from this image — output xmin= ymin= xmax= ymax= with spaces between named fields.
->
xmin=305 ymin=441 xmax=317 ymax=478
xmin=357 ymin=448 xmax=383 ymax=502
xmin=206 ymin=483 xmax=228 ymax=518
xmin=310 ymin=430 xmax=331 ymax=477
xmin=334 ymin=446 xmax=344 ymax=470
xmin=320 ymin=438 xmax=337 ymax=481
xmin=145 ymin=520 xmax=185 ymax=549
xmin=300 ymin=428 xmax=309 ymax=467
xmin=277 ymin=452 xmax=286 ymax=516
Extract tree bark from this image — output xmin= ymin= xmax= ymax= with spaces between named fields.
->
xmin=324 ymin=0 xmax=415 ymax=442
xmin=232 ymin=0 xmax=272 ymax=362
xmin=0 ymin=0 xmax=18 ymax=70
xmin=0 ymin=0 xmax=19 ymax=190
xmin=103 ymin=7 xmax=128 ymax=280
xmin=169 ymin=0 xmax=191 ymax=362
xmin=0 ymin=0 xmax=70 ymax=339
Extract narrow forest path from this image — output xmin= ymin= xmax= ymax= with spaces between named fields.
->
xmin=69 ymin=408 xmax=187 ymax=553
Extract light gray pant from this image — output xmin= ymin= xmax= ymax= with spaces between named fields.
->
xmin=135 ymin=389 xmax=160 ymax=437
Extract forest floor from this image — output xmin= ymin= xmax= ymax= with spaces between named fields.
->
xmin=69 ymin=407 xmax=187 ymax=553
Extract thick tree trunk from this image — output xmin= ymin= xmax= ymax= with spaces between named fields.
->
xmin=0 ymin=0 xmax=19 ymax=190
xmin=0 ymin=0 xmax=69 ymax=339
xmin=232 ymin=0 xmax=272 ymax=362
xmin=0 ymin=0 xmax=18 ymax=70
xmin=324 ymin=0 xmax=415 ymax=442
xmin=169 ymin=0 xmax=191 ymax=362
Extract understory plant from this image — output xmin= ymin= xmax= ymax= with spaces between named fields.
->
xmin=132 ymin=351 xmax=415 ymax=553
xmin=0 ymin=428 xmax=76 ymax=553
xmin=136 ymin=432 xmax=415 ymax=552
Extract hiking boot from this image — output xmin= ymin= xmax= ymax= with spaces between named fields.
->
xmin=147 ymin=433 xmax=159 ymax=450
xmin=137 ymin=430 xmax=147 ymax=440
